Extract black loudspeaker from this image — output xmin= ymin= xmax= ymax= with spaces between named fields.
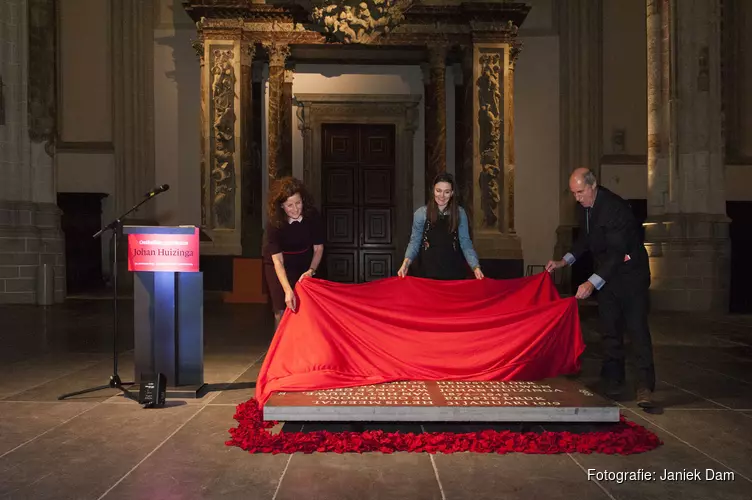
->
xmin=139 ymin=373 xmax=167 ymax=408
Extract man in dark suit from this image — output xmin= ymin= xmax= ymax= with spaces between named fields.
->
xmin=546 ymin=168 xmax=656 ymax=408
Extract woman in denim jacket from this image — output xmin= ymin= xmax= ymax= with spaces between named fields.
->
xmin=397 ymin=173 xmax=484 ymax=280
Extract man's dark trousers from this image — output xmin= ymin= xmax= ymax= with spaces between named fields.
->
xmin=597 ymin=276 xmax=655 ymax=392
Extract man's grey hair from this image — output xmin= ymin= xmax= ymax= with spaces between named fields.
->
xmin=583 ymin=170 xmax=597 ymax=186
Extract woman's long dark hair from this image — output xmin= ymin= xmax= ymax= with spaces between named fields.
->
xmin=266 ymin=176 xmax=316 ymax=229
xmin=426 ymin=172 xmax=460 ymax=233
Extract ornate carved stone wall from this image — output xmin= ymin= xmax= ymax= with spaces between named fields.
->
xmin=471 ymin=42 xmax=521 ymax=260
xmin=310 ymin=0 xmax=415 ymax=44
xmin=200 ymin=39 xmax=247 ymax=255
xmin=264 ymin=42 xmax=291 ymax=184
xmin=184 ymin=0 xmax=530 ymax=263
xmin=209 ymin=47 xmax=236 ymax=229
xmin=476 ymin=50 xmax=503 ymax=229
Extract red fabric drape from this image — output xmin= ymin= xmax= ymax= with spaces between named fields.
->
xmin=255 ymin=272 xmax=585 ymax=407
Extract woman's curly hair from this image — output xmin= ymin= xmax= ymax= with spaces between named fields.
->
xmin=267 ymin=176 xmax=316 ymax=228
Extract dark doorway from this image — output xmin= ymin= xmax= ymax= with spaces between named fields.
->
xmin=319 ymin=123 xmax=397 ymax=283
xmin=57 ymin=192 xmax=108 ymax=294
xmin=727 ymin=201 xmax=752 ymax=313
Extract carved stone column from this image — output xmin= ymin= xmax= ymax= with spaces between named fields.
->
xmin=196 ymin=41 xmax=208 ymax=228
xmin=504 ymin=48 xmax=520 ymax=234
xmin=644 ymin=0 xmax=730 ymax=312
xmin=424 ymin=44 xmax=448 ymax=198
xmin=471 ymin=43 xmax=522 ymax=275
xmin=554 ymin=0 xmax=603 ymax=293
xmin=459 ymin=46 xmax=475 ymax=216
xmin=281 ymin=68 xmax=295 ymax=180
xmin=240 ymin=42 xmax=257 ymax=256
xmin=264 ymin=42 xmax=291 ymax=184
xmin=200 ymin=38 xmax=246 ymax=255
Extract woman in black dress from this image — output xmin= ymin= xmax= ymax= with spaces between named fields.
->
xmin=397 ymin=172 xmax=483 ymax=280
xmin=263 ymin=177 xmax=324 ymax=326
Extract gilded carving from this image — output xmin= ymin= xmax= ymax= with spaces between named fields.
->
xmin=477 ymin=53 xmax=502 ymax=228
xmin=210 ymin=48 xmax=236 ymax=229
xmin=263 ymin=41 xmax=291 ymax=67
xmin=310 ymin=0 xmax=414 ymax=44
xmin=510 ymin=43 xmax=522 ymax=66
xmin=241 ymin=43 xmax=255 ymax=67
xmin=191 ymin=40 xmax=204 ymax=61
xmin=199 ymin=41 xmax=206 ymax=226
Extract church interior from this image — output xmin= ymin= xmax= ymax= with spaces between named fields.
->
xmin=1 ymin=0 xmax=751 ymax=498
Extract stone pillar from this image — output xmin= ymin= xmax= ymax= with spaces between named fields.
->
xmin=459 ymin=46 xmax=474 ymax=215
xmin=240 ymin=42 xmax=257 ymax=256
xmin=505 ymin=48 xmax=519 ymax=234
xmin=644 ymin=0 xmax=730 ymax=312
xmin=111 ymin=0 xmax=155 ymax=217
xmin=196 ymin=40 xmax=207 ymax=228
xmin=281 ymin=68 xmax=295 ymax=181
xmin=424 ymin=44 xmax=448 ymax=199
xmin=264 ymin=42 xmax=291 ymax=184
xmin=470 ymin=42 xmax=522 ymax=275
xmin=199 ymin=36 xmax=251 ymax=256
xmin=554 ymin=0 xmax=603 ymax=293
xmin=0 ymin=0 xmax=65 ymax=304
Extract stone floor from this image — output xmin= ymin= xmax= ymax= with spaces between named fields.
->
xmin=0 ymin=298 xmax=751 ymax=500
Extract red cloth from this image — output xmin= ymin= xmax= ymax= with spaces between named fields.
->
xmin=255 ymin=272 xmax=585 ymax=407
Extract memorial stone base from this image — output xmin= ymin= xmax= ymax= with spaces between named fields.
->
xmin=264 ymin=378 xmax=619 ymax=423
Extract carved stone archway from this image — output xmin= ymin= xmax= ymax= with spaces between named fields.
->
xmin=295 ymin=93 xmax=421 ymax=259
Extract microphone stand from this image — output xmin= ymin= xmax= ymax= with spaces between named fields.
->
xmin=58 ymin=191 xmax=165 ymax=401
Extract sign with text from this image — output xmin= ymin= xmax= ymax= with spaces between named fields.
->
xmin=127 ymin=227 xmax=199 ymax=273
xmin=264 ymin=379 xmax=619 ymax=422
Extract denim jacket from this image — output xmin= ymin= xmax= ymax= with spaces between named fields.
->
xmin=404 ymin=206 xmax=480 ymax=269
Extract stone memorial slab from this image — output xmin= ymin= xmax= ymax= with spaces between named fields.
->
xmin=264 ymin=378 xmax=619 ymax=423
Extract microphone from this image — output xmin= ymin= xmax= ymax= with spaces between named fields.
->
xmin=145 ymin=184 xmax=170 ymax=198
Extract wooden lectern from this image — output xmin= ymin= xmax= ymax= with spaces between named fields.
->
xmin=123 ymin=225 xmax=205 ymax=398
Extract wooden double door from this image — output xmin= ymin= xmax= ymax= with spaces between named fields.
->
xmin=320 ymin=123 xmax=397 ymax=283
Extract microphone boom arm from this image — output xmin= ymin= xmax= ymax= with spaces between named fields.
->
xmin=93 ymin=186 xmax=168 ymax=239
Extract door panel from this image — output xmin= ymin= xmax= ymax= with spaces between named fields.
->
xmin=362 ymin=208 xmax=392 ymax=246
xmin=325 ymin=208 xmax=356 ymax=246
xmin=360 ymin=128 xmax=394 ymax=165
xmin=361 ymin=251 xmax=393 ymax=282
xmin=325 ymin=251 xmax=357 ymax=283
xmin=323 ymin=124 xmax=358 ymax=163
xmin=321 ymin=124 xmax=396 ymax=283
xmin=362 ymin=168 xmax=393 ymax=205
xmin=324 ymin=167 xmax=356 ymax=205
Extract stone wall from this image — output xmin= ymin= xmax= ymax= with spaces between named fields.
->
xmin=645 ymin=214 xmax=730 ymax=312
xmin=0 ymin=202 xmax=65 ymax=303
xmin=0 ymin=0 xmax=65 ymax=304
